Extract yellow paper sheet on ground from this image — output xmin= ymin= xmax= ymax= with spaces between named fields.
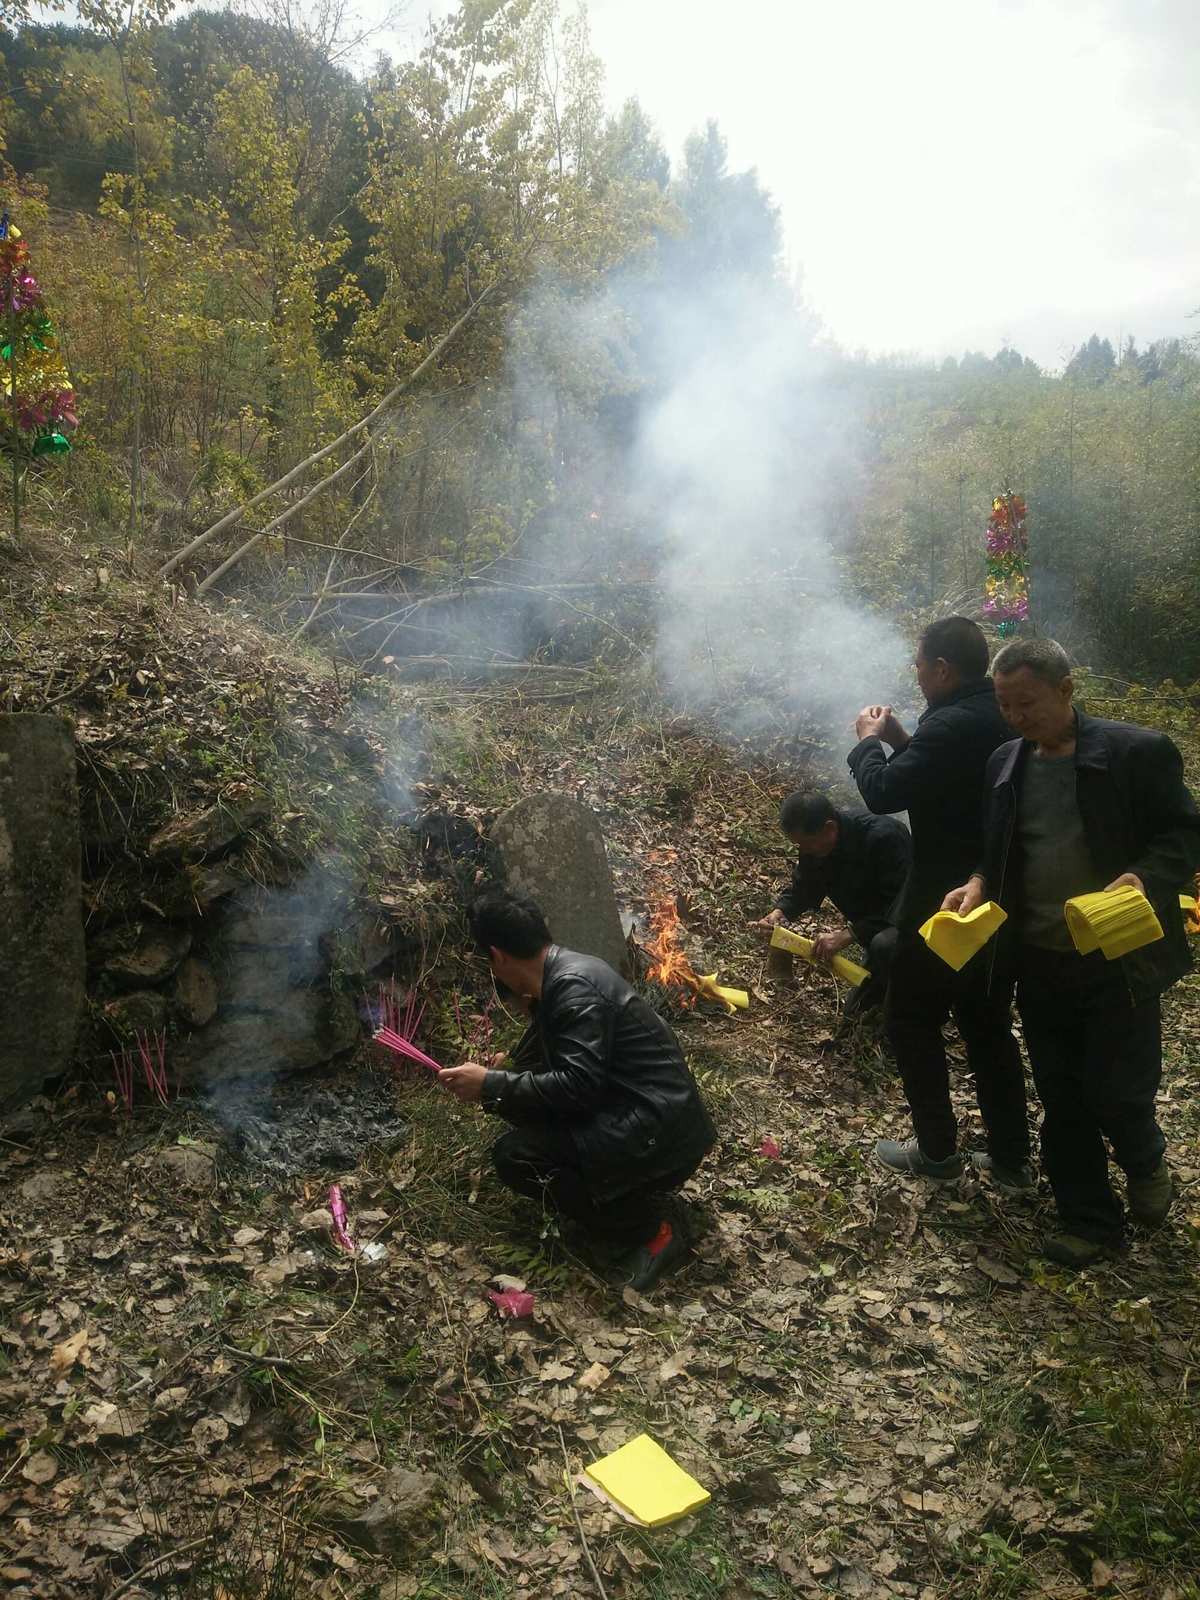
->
xmin=918 ymin=901 xmax=1007 ymax=971
xmin=695 ymin=973 xmax=749 ymax=1012
xmin=1064 ymin=887 xmax=1163 ymax=960
xmin=580 ymin=1433 xmax=710 ymax=1528
xmin=770 ymin=925 xmax=868 ymax=987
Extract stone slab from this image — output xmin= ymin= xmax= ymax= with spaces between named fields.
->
xmin=0 ymin=715 xmax=86 ymax=1109
xmin=491 ymin=792 xmax=628 ymax=973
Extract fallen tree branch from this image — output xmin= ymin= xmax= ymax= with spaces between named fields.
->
xmin=194 ymin=440 xmax=372 ymax=596
xmin=292 ymin=471 xmax=379 ymax=639
xmin=157 ymin=277 xmax=503 ymax=581
xmin=104 ymin=1534 xmax=216 ymax=1600
xmin=558 ymin=1425 xmax=610 ymax=1600
xmin=381 ymin=654 xmax=596 ymax=679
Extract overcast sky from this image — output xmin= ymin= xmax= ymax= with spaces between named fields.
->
xmin=371 ymin=0 xmax=1200 ymax=368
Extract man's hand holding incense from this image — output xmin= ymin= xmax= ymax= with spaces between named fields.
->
xmin=942 ymin=875 xmax=986 ymax=916
xmin=811 ymin=928 xmax=853 ymax=965
xmin=439 ymin=1063 xmax=488 ymax=1103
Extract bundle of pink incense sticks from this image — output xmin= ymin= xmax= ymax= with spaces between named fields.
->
xmin=373 ymin=1026 xmax=443 ymax=1074
xmin=371 ymin=984 xmax=443 ymax=1074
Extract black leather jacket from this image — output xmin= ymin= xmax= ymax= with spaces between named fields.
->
xmin=848 ymin=678 xmax=1013 ymax=931
xmin=775 ymin=810 xmax=911 ymax=945
xmin=481 ymin=946 xmax=716 ymax=1200
xmin=977 ymin=710 xmax=1200 ymax=1002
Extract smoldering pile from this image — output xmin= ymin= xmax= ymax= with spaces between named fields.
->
xmin=203 ymin=1065 xmax=407 ymax=1179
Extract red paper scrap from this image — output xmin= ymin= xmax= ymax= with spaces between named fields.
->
xmin=487 ymin=1288 xmax=535 ymax=1319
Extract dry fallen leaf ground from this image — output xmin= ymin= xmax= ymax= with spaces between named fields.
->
xmin=2 ymin=545 xmax=1198 ymax=1600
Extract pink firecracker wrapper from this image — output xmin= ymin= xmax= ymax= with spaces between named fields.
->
xmin=487 ymin=1288 xmax=535 ymax=1319
xmin=759 ymin=1136 xmax=782 ymax=1160
xmin=328 ymin=1184 xmax=356 ymax=1253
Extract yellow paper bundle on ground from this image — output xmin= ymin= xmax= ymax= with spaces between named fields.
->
xmin=1064 ymin=886 xmax=1163 ymax=960
xmin=770 ymin=925 xmax=868 ymax=986
xmin=918 ymin=901 xmax=1007 ymax=971
xmin=579 ymin=1433 xmax=710 ymax=1527
xmin=695 ymin=974 xmax=749 ymax=1012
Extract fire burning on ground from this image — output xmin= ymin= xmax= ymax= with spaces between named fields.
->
xmin=647 ymin=901 xmax=699 ymax=996
xmin=645 ymin=900 xmax=749 ymax=1014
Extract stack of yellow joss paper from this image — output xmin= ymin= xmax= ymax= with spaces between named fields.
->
xmin=770 ymin=925 xmax=868 ymax=986
xmin=918 ymin=901 xmax=1007 ymax=971
xmin=1064 ymin=886 xmax=1163 ymax=960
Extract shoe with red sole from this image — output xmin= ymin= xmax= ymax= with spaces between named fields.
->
xmin=622 ymin=1217 xmax=689 ymax=1293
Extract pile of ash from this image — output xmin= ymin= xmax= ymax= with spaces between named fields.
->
xmin=203 ymin=1065 xmax=407 ymax=1178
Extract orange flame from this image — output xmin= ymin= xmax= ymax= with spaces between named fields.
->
xmin=1187 ymin=876 xmax=1200 ymax=937
xmin=647 ymin=900 xmax=702 ymax=1002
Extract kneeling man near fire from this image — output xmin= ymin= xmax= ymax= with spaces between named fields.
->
xmin=439 ymin=887 xmax=717 ymax=1291
xmin=943 ymin=637 xmax=1200 ymax=1267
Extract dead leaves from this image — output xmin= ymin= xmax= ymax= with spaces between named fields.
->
xmin=576 ymin=1361 xmax=611 ymax=1392
xmin=975 ymin=1253 xmax=1022 ymax=1287
xmin=48 ymin=1328 xmax=89 ymax=1374
xmin=21 ymin=1451 xmax=58 ymax=1486
xmin=898 ymin=1488 xmax=947 ymax=1515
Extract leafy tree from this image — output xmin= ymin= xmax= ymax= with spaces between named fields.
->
xmin=1065 ymin=332 xmax=1116 ymax=387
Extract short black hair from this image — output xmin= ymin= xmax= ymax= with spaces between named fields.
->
xmin=468 ymin=886 xmax=552 ymax=958
xmin=779 ymin=791 xmax=838 ymax=836
xmin=919 ymin=615 xmax=990 ymax=680
xmin=993 ymin=637 xmax=1072 ymax=685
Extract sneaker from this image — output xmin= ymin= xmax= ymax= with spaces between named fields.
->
xmin=1042 ymin=1232 xmax=1122 ymax=1269
xmin=622 ymin=1218 xmax=689 ymax=1293
xmin=1127 ymin=1162 xmax=1173 ymax=1226
xmin=874 ymin=1138 xmax=964 ymax=1182
xmin=971 ymin=1151 xmax=1038 ymax=1197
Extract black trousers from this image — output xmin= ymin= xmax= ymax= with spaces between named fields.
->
xmin=853 ymin=926 xmax=899 ymax=1012
xmin=884 ymin=933 xmax=1030 ymax=1167
xmin=1017 ymin=947 xmax=1165 ymax=1243
xmin=492 ymin=1125 xmax=699 ymax=1249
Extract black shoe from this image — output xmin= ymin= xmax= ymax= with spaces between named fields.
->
xmin=971 ymin=1151 xmax=1038 ymax=1197
xmin=1127 ymin=1162 xmax=1173 ymax=1226
xmin=1042 ymin=1232 xmax=1123 ymax=1269
xmin=622 ymin=1218 xmax=689 ymax=1293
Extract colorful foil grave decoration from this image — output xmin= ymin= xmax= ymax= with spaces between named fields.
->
xmin=1 ymin=214 xmax=78 ymax=518
xmin=983 ymin=491 xmax=1029 ymax=637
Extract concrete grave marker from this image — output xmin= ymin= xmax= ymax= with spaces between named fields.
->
xmin=0 ymin=715 xmax=86 ymax=1109
xmin=492 ymin=793 xmax=628 ymax=973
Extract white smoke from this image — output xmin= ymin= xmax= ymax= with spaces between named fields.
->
xmin=631 ymin=274 xmax=909 ymax=738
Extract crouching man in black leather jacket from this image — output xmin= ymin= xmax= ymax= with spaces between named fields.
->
xmin=439 ymin=887 xmax=717 ymax=1292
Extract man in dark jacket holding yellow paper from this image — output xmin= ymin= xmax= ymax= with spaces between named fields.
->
xmin=943 ymin=638 xmax=1200 ymax=1267
xmin=440 ymin=887 xmax=716 ymax=1292
xmin=756 ymin=792 xmax=911 ymax=1015
xmin=847 ymin=616 xmax=1032 ymax=1190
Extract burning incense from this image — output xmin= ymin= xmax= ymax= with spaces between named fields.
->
xmin=136 ymin=1028 xmax=170 ymax=1107
xmin=110 ymin=1047 xmax=135 ymax=1114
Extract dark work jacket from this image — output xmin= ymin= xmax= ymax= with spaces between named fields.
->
xmin=847 ymin=678 xmax=1012 ymax=931
xmin=976 ymin=710 xmax=1200 ymax=1003
xmin=481 ymin=946 xmax=717 ymax=1201
xmin=775 ymin=810 xmax=911 ymax=945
